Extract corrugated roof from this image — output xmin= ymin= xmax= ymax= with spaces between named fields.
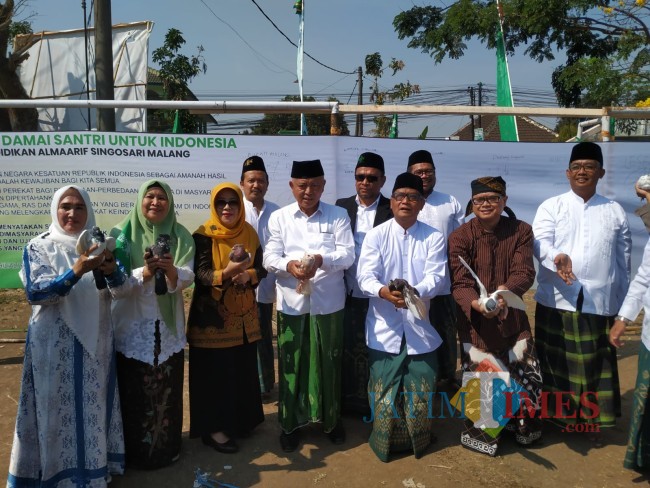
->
xmin=452 ymin=114 xmax=558 ymax=142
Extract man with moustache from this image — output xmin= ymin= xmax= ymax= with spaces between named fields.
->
xmin=408 ymin=149 xmax=464 ymax=390
xmin=335 ymin=152 xmax=392 ymax=416
xmin=357 ymin=172 xmax=447 ymax=462
xmin=263 ymin=159 xmax=355 ymax=453
xmin=240 ymin=155 xmax=280 ymax=397
xmin=533 ymin=142 xmax=631 ymax=444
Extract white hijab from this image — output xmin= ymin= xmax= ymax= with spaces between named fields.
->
xmin=47 ymin=186 xmax=102 ymax=357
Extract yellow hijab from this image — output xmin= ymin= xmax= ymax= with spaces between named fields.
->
xmin=194 ymin=182 xmax=260 ymax=273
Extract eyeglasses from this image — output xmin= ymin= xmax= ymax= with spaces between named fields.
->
xmin=392 ymin=192 xmax=421 ymax=202
xmin=472 ymin=195 xmax=502 ymax=206
xmin=215 ymin=199 xmax=239 ymax=209
xmin=354 ymin=174 xmax=380 ymax=183
xmin=412 ymin=169 xmax=435 ymax=177
xmin=568 ymin=163 xmax=600 ymax=173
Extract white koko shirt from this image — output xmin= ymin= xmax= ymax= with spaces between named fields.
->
xmin=263 ymin=201 xmax=355 ymax=316
xmin=357 ymin=219 xmax=446 ymax=355
xmin=243 ymin=198 xmax=280 ymax=304
xmin=533 ymin=190 xmax=631 ymax=315
xmin=618 ymin=237 xmax=650 ymax=350
xmin=417 ymin=190 xmax=465 ymax=295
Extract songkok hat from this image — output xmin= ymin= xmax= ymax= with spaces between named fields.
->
xmin=392 ymin=172 xmax=424 ymax=196
xmin=407 ymin=149 xmax=435 ymax=169
xmin=356 ymin=152 xmax=385 ymax=173
xmin=242 ymin=155 xmax=267 ymax=174
xmin=471 ymin=176 xmax=506 ymax=196
xmin=291 ymin=159 xmax=325 ymax=178
xmin=570 ymin=142 xmax=603 ymax=166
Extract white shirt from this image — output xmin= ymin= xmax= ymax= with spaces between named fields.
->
xmin=533 ymin=190 xmax=631 ymax=315
xmin=112 ymin=261 xmax=195 ymax=364
xmin=358 ymin=219 xmax=446 ymax=355
xmin=417 ymin=190 xmax=465 ymax=294
xmin=263 ymin=201 xmax=355 ymax=316
xmin=243 ymin=198 xmax=280 ymax=304
xmin=618 ymin=237 xmax=650 ymax=350
xmin=346 ymin=195 xmax=379 ymax=298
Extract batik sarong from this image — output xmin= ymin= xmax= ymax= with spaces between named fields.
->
xmin=257 ymin=302 xmax=276 ymax=394
xmin=429 ymin=294 xmax=458 ymax=382
xmin=342 ymin=296 xmax=371 ymax=416
xmin=116 ymin=349 xmax=184 ymax=470
xmin=367 ymin=340 xmax=437 ymax=462
xmin=624 ymin=342 xmax=650 ymax=470
xmin=459 ymin=338 xmax=543 ymax=457
xmin=535 ymin=303 xmax=621 ymax=427
xmin=277 ymin=310 xmax=344 ymax=433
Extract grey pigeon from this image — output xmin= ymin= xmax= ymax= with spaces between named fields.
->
xmin=388 ymin=278 xmax=427 ymax=320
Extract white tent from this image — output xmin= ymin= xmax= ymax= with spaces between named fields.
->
xmin=16 ymin=21 xmax=152 ymax=132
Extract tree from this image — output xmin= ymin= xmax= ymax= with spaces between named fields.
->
xmin=393 ymin=1 xmax=650 ymax=114
xmin=252 ymin=95 xmax=349 ymax=135
xmin=365 ymin=52 xmax=419 ymax=137
xmin=150 ymin=28 xmax=207 ymax=133
xmin=0 ymin=0 xmax=38 ymax=131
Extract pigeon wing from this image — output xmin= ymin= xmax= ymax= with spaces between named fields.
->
xmin=402 ymin=286 xmax=427 ymax=320
xmin=458 ymin=256 xmax=488 ymax=299
xmin=75 ymin=229 xmax=91 ymax=255
xmin=489 ymin=290 xmax=527 ymax=311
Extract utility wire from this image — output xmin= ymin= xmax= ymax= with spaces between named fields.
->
xmin=249 ymin=0 xmax=356 ymax=75
xmin=199 ymin=0 xmax=293 ymax=75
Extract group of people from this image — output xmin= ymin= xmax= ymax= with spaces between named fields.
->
xmin=6 ymin=140 xmax=650 ymax=487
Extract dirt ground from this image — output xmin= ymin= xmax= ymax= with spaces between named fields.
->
xmin=1 ymin=288 xmax=649 ymax=488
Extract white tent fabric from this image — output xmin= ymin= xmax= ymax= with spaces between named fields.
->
xmin=17 ymin=21 xmax=152 ymax=132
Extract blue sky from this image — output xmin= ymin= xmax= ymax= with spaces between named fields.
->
xmin=24 ymin=0 xmax=563 ymax=137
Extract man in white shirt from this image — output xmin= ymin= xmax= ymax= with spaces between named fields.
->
xmin=533 ymin=141 xmax=631 ymax=441
xmin=335 ymin=152 xmax=392 ymax=417
xmin=408 ymin=149 xmax=464 ymax=390
xmin=263 ymin=159 xmax=355 ymax=453
xmin=240 ymin=156 xmax=280 ymax=397
xmin=357 ymin=172 xmax=446 ymax=462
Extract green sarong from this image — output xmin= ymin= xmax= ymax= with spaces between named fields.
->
xmin=624 ymin=342 xmax=650 ymax=470
xmin=535 ymin=303 xmax=621 ymax=427
xmin=277 ymin=310 xmax=344 ymax=433
xmin=367 ymin=339 xmax=437 ymax=462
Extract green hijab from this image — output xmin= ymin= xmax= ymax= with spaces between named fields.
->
xmin=112 ymin=179 xmax=195 ymax=334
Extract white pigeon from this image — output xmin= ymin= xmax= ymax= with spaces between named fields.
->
xmin=296 ymin=252 xmax=316 ymax=295
xmin=457 ymin=255 xmax=526 ymax=312
xmin=76 ymin=226 xmax=116 ymax=260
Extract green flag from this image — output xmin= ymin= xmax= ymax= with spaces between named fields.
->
xmin=172 ymin=110 xmax=181 ymax=134
xmin=496 ymin=2 xmax=518 ymax=142
xmin=389 ymin=114 xmax=398 ymax=138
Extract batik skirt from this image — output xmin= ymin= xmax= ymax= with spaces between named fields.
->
xmin=624 ymin=342 xmax=650 ymax=470
xmin=367 ymin=339 xmax=437 ymax=462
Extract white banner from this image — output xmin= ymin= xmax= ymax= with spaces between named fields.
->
xmin=0 ymin=133 xmax=648 ymax=287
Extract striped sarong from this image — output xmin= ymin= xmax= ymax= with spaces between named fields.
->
xmin=277 ymin=310 xmax=344 ymax=433
xmin=367 ymin=339 xmax=437 ymax=462
xmin=535 ymin=302 xmax=621 ymax=427
xmin=624 ymin=342 xmax=650 ymax=470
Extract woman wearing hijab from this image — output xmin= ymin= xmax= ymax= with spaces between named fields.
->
xmin=8 ymin=186 xmax=125 ymax=487
xmin=187 ymin=182 xmax=266 ymax=454
xmin=111 ymin=180 xmax=195 ymax=469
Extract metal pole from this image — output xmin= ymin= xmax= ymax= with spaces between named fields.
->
xmin=94 ymin=0 xmax=115 ymax=131
xmin=356 ymin=66 xmax=363 ymax=137
xmin=81 ymin=1 xmax=91 ymax=130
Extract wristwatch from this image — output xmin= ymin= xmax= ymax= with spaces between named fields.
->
xmin=615 ymin=315 xmax=632 ymax=325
